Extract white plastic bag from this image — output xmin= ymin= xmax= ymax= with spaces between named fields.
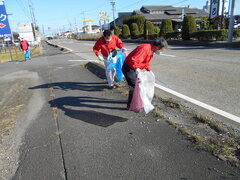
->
xmin=138 ymin=70 xmax=155 ymax=114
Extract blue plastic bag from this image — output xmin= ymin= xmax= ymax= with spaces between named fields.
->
xmin=115 ymin=51 xmax=125 ymax=83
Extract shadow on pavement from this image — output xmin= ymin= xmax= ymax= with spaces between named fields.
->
xmin=9 ymin=60 xmax=26 ymax=62
xmin=49 ymin=96 xmax=128 ymax=127
xmin=29 ymin=82 xmax=108 ymax=92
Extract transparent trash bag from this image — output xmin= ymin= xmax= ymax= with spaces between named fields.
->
xmin=138 ymin=70 xmax=155 ymax=114
xmin=106 ymin=52 xmax=116 ymax=70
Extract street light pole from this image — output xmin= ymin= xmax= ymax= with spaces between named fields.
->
xmin=110 ymin=0 xmax=116 ymax=28
xmin=228 ymin=0 xmax=237 ymax=43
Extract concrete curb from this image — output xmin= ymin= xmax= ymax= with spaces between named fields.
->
xmin=46 ymin=40 xmax=73 ymax=52
xmin=85 ymin=61 xmax=240 ymax=127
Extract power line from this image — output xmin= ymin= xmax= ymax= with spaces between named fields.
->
xmin=15 ymin=0 xmax=32 ymax=21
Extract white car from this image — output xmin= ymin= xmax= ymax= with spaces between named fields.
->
xmin=234 ymin=23 xmax=240 ymax=29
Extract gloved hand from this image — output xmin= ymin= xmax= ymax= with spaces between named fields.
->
xmin=98 ymin=55 xmax=104 ymax=61
xmin=136 ymin=68 xmax=141 ymax=74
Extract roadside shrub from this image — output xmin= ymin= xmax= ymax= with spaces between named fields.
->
xmin=122 ymin=24 xmax=130 ymax=39
xmin=191 ymin=30 xmax=228 ymax=41
xmin=216 ymin=29 xmax=228 ymax=41
xmin=153 ymin=25 xmax=160 ymax=35
xmin=123 ymin=14 xmax=145 ymax=35
xmin=144 ymin=20 xmax=155 ymax=39
xmin=233 ymin=29 xmax=240 ymax=39
xmin=182 ymin=15 xmax=197 ymax=40
xmin=130 ymin=23 xmax=140 ymax=39
xmin=160 ymin=19 xmax=173 ymax=37
xmin=166 ymin=32 xmax=182 ymax=40
xmin=114 ymin=26 xmax=121 ymax=37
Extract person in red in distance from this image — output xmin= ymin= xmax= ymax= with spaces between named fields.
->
xmin=122 ymin=37 xmax=168 ymax=109
xmin=20 ymin=38 xmax=31 ymax=61
xmin=93 ymin=30 xmax=124 ymax=89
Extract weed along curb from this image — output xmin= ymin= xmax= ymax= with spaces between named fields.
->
xmin=154 ymin=84 xmax=240 ymax=128
xmin=46 ymin=40 xmax=73 ymax=52
xmin=84 ymin=61 xmax=240 ymax=166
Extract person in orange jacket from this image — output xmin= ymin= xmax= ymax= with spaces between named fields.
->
xmin=122 ymin=37 xmax=168 ymax=109
xmin=93 ymin=30 xmax=124 ymax=89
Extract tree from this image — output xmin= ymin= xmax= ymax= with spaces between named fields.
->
xmin=144 ymin=21 xmax=157 ymax=39
xmin=130 ymin=23 xmax=140 ymax=39
xmin=182 ymin=15 xmax=197 ymax=40
xmin=114 ymin=26 xmax=121 ymax=36
xmin=123 ymin=14 xmax=145 ymax=35
xmin=153 ymin=25 xmax=160 ymax=35
xmin=160 ymin=19 xmax=173 ymax=37
xmin=122 ymin=24 xmax=130 ymax=39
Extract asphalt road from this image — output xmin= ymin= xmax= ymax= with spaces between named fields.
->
xmin=1 ymin=42 xmax=240 ymax=179
xmin=49 ymin=39 xmax=240 ymax=118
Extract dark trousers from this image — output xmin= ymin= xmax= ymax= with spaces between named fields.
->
xmin=122 ymin=62 xmax=136 ymax=107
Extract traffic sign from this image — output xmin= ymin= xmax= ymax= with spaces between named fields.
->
xmin=0 ymin=1 xmax=11 ymax=38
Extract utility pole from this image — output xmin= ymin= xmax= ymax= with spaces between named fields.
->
xmin=228 ymin=0 xmax=237 ymax=43
xmin=220 ymin=0 xmax=225 ymax=29
xmin=42 ymin=24 xmax=45 ymax=35
xmin=81 ymin=11 xmax=86 ymax=27
xmin=27 ymin=0 xmax=37 ymax=40
xmin=110 ymin=0 xmax=116 ymax=28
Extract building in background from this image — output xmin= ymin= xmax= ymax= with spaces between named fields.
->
xmin=17 ymin=23 xmax=35 ymax=42
xmin=109 ymin=5 xmax=208 ymax=30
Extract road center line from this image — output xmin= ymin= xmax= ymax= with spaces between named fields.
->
xmin=155 ymin=83 xmax=240 ymax=124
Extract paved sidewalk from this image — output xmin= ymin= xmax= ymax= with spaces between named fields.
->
xmin=13 ymin=59 xmax=240 ymax=179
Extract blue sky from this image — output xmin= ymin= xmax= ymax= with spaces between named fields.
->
xmin=4 ymin=0 xmax=240 ymax=35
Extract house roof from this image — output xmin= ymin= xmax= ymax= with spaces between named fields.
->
xmin=109 ymin=5 xmax=208 ymax=28
xmin=135 ymin=5 xmax=208 ymax=20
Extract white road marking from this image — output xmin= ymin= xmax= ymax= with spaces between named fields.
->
xmin=155 ymin=83 xmax=240 ymax=124
xmin=83 ymin=43 xmax=94 ymax=46
xmin=160 ymin=53 xmax=176 ymax=57
xmin=68 ymin=60 xmax=98 ymax=62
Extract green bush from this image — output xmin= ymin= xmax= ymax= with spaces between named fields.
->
xmin=122 ymin=24 xmax=130 ymax=39
xmin=233 ymin=29 xmax=240 ymax=39
xmin=160 ymin=19 xmax=173 ymax=37
xmin=191 ymin=30 xmax=228 ymax=41
xmin=144 ymin=20 xmax=156 ymax=39
xmin=166 ymin=32 xmax=182 ymax=40
xmin=123 ymin=14 xmax=145 ymax=35
xmin=182 ymin=15 xmax=197 ymax=40
xmin=130 ymin=23 xmax=140 ymax=39
xmin=153 ymin=25 xmax=160 ymax=35
xmin=114 ymin=26 xmax=121 ymax=37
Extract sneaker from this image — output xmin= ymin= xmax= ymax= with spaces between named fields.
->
xmin=108 ymin=86 xmax=114 ymax=89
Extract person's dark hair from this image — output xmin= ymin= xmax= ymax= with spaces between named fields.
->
xmin=152 ymin=37 xmax=168 ymax=49
xmin=103 ymin=30 xmax=112 ymax=37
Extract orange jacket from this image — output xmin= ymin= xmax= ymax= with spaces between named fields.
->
xmin=125 ymin=44 xmax=154 ymax=71
xmin=93 ymin=34 xmax=124 ymax=57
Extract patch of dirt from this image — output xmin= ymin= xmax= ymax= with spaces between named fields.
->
xmin=0 ymin=79 xmax=33 ymax=179
xmin=151 ymin=97 xmax=240 ymax=166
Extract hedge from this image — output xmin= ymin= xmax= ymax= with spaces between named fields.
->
xmin=190 ymin=30 xmax=239 ymax=41
xmin=166 ymin=32 xmax=182 ymax=40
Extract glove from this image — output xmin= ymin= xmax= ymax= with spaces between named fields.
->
xmin=136 ymin=68 xmax=141 ymax=74
xmin=98 ymin=55 xmax=104 ymax=61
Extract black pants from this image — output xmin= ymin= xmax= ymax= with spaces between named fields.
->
xmin=122 ymin=62 xmax=136 ymax=108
